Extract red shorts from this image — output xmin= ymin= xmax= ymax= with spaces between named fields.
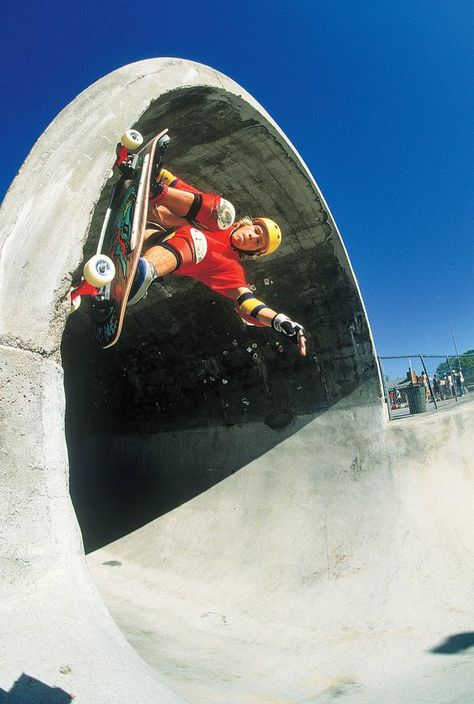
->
xmin=158 ymin=225 xmax=247 ymax=299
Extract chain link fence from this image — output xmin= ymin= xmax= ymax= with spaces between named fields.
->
xmin=378 ymin=354 xmax=474 ymax=420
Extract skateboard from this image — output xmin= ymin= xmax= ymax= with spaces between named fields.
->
xmin=71 ymin=128 xmax=170 ymax=348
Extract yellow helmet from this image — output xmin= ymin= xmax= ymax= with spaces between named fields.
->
xmin=253 ymin=217 xmax=282 ymax=256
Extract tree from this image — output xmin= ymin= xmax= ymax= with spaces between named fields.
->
xmin=435 ymin=350 xmax=474 ymax=386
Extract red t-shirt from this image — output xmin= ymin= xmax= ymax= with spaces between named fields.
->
xmin=172 ymin=225 xmax=248 ymax=299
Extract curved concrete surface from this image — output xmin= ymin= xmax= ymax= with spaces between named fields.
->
xmin=1 ymin=58 xmax=473 ymax=703
xmin=88 ymin=401 xmax=474 ymax=704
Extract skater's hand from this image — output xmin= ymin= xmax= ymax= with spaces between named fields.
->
xmin=298 ymin=333 xmax=307 ymax=357
xmin=272 ymin=314 xmax=307 ymax=356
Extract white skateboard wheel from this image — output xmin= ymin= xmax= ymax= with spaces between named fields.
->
xmin=83 ymin=254 xmax=116 ymax=287
xmin=70 ymin=295 xmax=81 ymax=313
xmin=121 ymin=129 xmax=143 ymax=150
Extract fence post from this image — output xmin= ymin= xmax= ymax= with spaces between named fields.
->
xmin=378 ymin=357 xmax=393 ymax=421
xmin=420 ymin=355 xmax=437 ymax=410
xmin=446 ymin=356 xmax=459 ymax=402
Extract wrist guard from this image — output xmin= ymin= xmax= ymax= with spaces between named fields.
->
xmin=272 ymin=313 xmax=305 ymax=343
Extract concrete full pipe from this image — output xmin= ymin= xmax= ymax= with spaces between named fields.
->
xmin=1 ymin=59 xmax=473 ymax=704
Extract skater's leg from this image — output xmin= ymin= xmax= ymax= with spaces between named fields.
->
xmin=149 ymin=185 xmax=235 ymax=231
xmin=128 ymin=231 xmax=179 ymax=306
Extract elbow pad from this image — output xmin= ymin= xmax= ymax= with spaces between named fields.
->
xmin=237 ymin=292 xmax=268 ymax=321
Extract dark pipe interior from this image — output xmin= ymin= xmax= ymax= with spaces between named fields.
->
xmin=61 ymin=87 xmax=378 ymax=552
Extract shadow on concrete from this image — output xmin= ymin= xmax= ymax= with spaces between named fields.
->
xmin=0 ymin=674 xmax=73 ymax=703
xmin=66 ymin=411 xmax=321 ymax=553
xmin=430 ymin=632 xmax=474 ymax=654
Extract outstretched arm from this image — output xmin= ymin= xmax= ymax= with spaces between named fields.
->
xmin=230 ymin=286 xmax=307 ymax=357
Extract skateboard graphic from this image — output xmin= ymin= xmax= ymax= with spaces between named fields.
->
xmin=71 ymin=128 xmax=170 ymax=348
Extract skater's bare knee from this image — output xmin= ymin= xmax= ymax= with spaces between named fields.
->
xmin=147 ymin=203 xmax=187 ymax=229
xmin=143 ymin=244 xmax=179 ymax=276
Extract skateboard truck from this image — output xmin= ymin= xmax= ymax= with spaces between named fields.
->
xmin=114 ymin=129 xmax=144 ymax=177
xmin=150 ymin=133 xmax=171 ymax=197
xmin=116 ymin=146 xmax=140 ymax=178
xmin=70 ymin=254 xmax=116 ymax=313
xmin=91 ymin=296 xmax=114 ymax=323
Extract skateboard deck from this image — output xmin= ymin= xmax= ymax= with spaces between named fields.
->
xmin=89 ymin=128 xmax=169 ymax=348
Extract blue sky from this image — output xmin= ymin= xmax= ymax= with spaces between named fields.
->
xmin=2 ymin=0 xmax=472 ymax=356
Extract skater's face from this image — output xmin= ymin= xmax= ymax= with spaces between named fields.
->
xmin=231 ymin=222 xmax=268 ymax=254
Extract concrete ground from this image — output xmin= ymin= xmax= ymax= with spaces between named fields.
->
xmin=87 ymin=399 xmax=474 ymax=704
xmin=389 ymin=391 xmax=471 ymax=420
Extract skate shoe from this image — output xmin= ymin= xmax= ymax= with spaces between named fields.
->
xmin=128 ymin=258 xmax=158 ymax=306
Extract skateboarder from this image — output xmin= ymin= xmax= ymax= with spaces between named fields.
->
xmin=128 ymin=169 xmax=307 ymax=357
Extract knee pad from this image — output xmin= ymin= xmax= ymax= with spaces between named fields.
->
xmin=186 ymin=192 xmax=235 ymax=231
xmin=158 ymin=228 xmax=208 ymax=268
